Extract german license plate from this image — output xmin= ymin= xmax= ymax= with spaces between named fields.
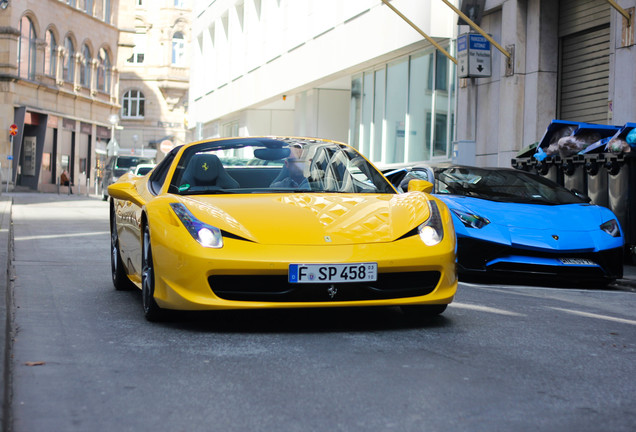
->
xmin=559 ymin=258 xmax=596 ymax=266
xmin=288 ymin=263 xmax=377 ymax=283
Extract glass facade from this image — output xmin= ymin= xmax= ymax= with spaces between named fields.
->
xmin=350 ymin=46 xmax=455 ymax=164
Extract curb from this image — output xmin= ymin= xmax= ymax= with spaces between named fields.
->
xmin=0 ymin=196 xmax=13 ymax=431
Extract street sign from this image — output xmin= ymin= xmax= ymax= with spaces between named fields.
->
xmin=9 ymin=124 xmax=18 ymax=136
xmin=457 ymin=33 xmax=491 ymax=78
xmin=160 ymin=139 xmax=174 ymax=154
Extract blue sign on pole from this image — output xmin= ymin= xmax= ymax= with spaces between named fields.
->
xmin=457 ymin=33 xmax=491 ymax=78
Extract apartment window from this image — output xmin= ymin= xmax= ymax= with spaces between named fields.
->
xmin=174 ymin=0 xmax=184 ymax=7
xmin=67 ymin=0 xmax=77 ymax=7
xmin=44 ymin=30 xmax=57 ymax=77
xmin=127 ymin=32 xmax=146 ymax=64
xmin=104 ymin=0 xmax=111 ymax=24
xmin=80 ymin=44 xmax=92 ymax=87
xmin=122 ymin=90 xmax=145 ymax=118
xmin=63 ymin=37 xmax=75 ymax=82
xmin=97 ymin=48 xmax=111 ymax=92
xmin=172 ymin=32 xmax=185 ymax=65
xmin=18 ymin=16 xmax=37 ymax=80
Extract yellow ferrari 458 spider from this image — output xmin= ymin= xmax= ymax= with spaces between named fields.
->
xmin=108 ymin=137 xmax=457 ymax=321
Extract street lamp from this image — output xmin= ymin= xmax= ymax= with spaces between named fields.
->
xmin=106 ymin=114 xmax=120 ymax=157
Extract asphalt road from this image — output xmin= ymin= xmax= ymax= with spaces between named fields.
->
xmin=6 ymin=193 xmax=636 ymax=432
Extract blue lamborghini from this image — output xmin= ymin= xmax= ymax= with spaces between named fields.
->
xmin=384 ymin=164 xmax=624 ymax=285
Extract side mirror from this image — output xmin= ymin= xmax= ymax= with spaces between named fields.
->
xmin=108 ymin=180 xmax=145 ymax=207
xmin=407 ymin=179 xmax=434 ymax=194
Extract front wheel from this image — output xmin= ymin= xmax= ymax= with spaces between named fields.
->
xmin=142 ymin=224 xmax=166 ymax=322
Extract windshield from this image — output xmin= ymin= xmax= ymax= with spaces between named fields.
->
xmin=435 ymin=166 xmax=586 ymax=205
xmin=169 ymin=138 xmax=395 ymax=195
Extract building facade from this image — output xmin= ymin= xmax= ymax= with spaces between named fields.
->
xmin=0 ymin=0 xmax=121 ymax=193
xmin=188 ymin=0 xmax=458 ymax=166
xmin=190 ymin=0 xmax=636 ymax=169
xmin=114 ymin=0 xmax=192 ymax=163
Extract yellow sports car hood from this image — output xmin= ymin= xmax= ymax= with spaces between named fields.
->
xmin=176 ymin=193 xmax=431 ymax=245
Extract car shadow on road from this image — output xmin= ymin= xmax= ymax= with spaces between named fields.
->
xmin=176 ymin=308 xmax=452 ymax=334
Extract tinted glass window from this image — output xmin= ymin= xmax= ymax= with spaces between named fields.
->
xmin=149 ymin=150 xmax=178 ymax=195
xmin=435 ymin=167 xmax=585 ymax=205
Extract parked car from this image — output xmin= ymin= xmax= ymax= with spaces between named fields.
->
xmin=102 ymin=155 xmax=154 ymax=200
xmin=133 ymin=163 xmax=156 ymax=176
xmin=383 ymin=163 xmax=624 ymax=286
xmin=108 ymin=137 xmax=457 ymax=321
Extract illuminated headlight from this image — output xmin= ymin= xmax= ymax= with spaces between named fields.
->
xmin=600 ymin=219 xmax=620 ymax=238
xmin=170 ymin=203 xmax=223 ymax=248
xmin=452 ymin=209 xmax=490 ymax=229
xmin=418 ymin=201 xmax=444 ymax=246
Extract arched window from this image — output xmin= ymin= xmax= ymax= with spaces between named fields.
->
xmin=171 ymin=32 xmax=185 ymax=66
xmin=18 ymin=16 xmax=37 ymax=80
xmin=63 ymin=37 xmax=75 ymax=83
xmin=80 ymin=44 xmax=92 ymax=87
xmin=97 ymin=48 xmax=111 ymax=93
xmin=44 ymin=30 xmax=57 ymax=78
xmin=122 ymin=90 xmax=145 ymax=118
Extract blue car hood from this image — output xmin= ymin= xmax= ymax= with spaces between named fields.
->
xmin=439 ymin=196 xmax=603 ymax=229
xmin=436 ymin=195 xmax=622 ymax=252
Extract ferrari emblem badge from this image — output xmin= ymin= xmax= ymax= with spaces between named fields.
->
xmin=327 ymin=285 xmax=338 ymax=299
xmin=324 ymin=236 xmax=332 ymax=242
xmin=552 ymin=234 xmax=559 ymax=240
xmin=202 ymin=162 xmax=209 ymax=171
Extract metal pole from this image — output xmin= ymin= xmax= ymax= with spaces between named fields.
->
xmin=605 ymin=0 xmax=632 ymax=25
xmin=380 ymin=0 xmax=457 ymax=64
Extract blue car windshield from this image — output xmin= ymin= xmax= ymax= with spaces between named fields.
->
xmin=168 ymin=137 xmax=395 ymax=195
xmin=435 ymin=167 xmax=586 ymax=205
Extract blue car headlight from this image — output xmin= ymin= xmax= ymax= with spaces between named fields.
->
xmin=170 ymin=203 xmax=223 ymax=248
xmin=452 ymin=209 xmax=490 ymax=229
xmin=600 ymin=219 xmax=620 ymax=238
xmin=418 ymin=201 xmax=444 ymax=246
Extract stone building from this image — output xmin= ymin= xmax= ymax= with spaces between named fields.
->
xmin=114 ymin=0 xmax=191 ymax=163
xmin=0 ymin=0 xmax=120 ymax=193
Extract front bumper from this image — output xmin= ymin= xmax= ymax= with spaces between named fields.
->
xmin=456 ymin=237 xmax=624 ymax=282
xmin=150 ymin=229 xmax=457 ymax=311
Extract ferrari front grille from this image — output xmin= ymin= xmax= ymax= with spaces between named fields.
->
xmin=209 ymin=271 xmax=441 ymax=302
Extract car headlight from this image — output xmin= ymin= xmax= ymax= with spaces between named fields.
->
xmin=170 ymin=203 xmax=223 ymax=248
xmin=600 ymin=219 xmax=620 ymax=237
xmin=418 ymin=201 xmax=444 ymax=246
xmin=452 ymin=209 xmax=490 ymax=229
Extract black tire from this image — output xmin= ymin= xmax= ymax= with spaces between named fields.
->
xmin=400 ymin=304 xmax=447 ymax=323
xmin=111 ymin=211 xmax=134 ymax=291
xmin=142 ymin=223 xmax=166 ymax=322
